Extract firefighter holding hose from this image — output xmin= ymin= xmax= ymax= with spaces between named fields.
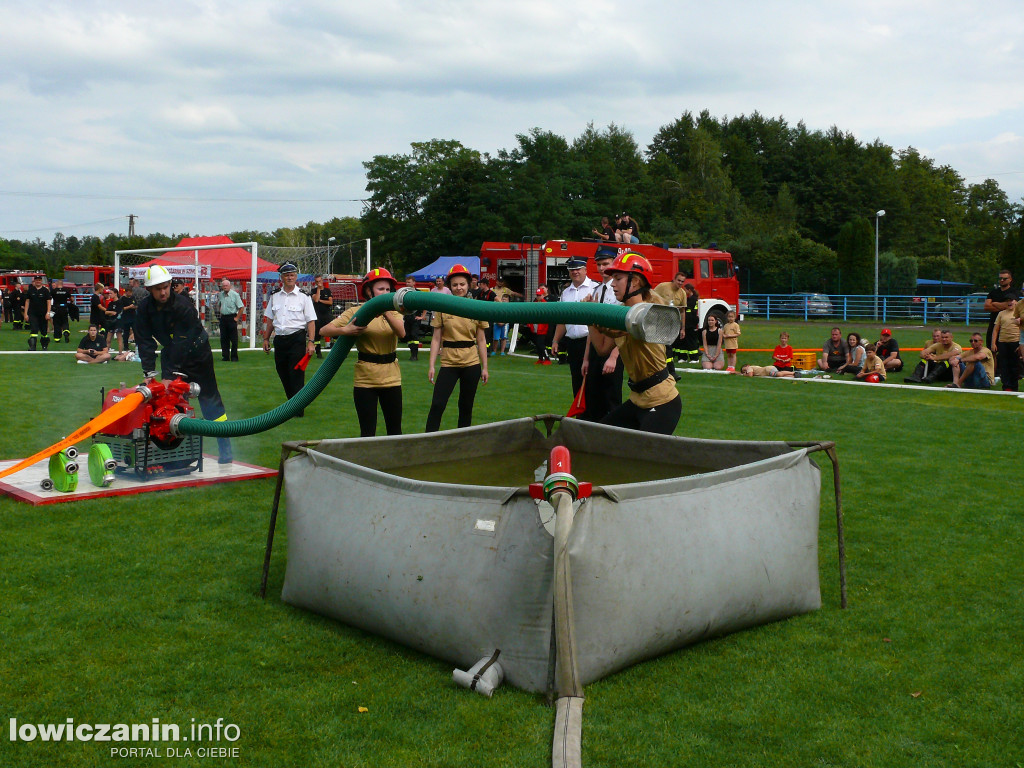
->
xmin=589 ymin=253 xmax=681 ymax=435
xmin=425 ymin=263 xmax=490 ymax=432
xmin=320 ymin=268 xmax=406 ymax=437
xmin=135 ymin=265 xmax=233 ymax=464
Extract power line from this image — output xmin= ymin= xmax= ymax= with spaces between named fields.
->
xmin=0 ymin=216 xmax=129 ymax=236
xmin=0 ymin=190 xmax=367 ymax=203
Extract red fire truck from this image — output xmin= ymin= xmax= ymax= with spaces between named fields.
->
xmin=63 ymin=265 xmax=115 ymax=289
xmin=0 ymin=270 xmax=47 ymax=291
xmin=479 ymin=240 xmax=741 ymax=326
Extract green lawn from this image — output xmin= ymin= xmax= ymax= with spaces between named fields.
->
xmin=1 ymin=318 xmax=1021 ymax=768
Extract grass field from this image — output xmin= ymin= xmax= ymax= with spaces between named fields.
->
xmin=1 ymin=318 xmax=1021 ymax=768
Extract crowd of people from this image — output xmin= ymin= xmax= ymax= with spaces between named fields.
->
xmin=7 ymin=261 xmax=1020 ymax=447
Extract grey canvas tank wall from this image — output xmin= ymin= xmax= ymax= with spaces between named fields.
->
xmin=280 ymin=417 xmax=822 ymax=693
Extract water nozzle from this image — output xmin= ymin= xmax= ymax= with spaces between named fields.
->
xmin=624 ymin=303 xmax=681 ymax=344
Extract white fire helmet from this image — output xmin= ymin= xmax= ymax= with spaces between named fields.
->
xmin=144 ymin=265 xmax=173 ymax=287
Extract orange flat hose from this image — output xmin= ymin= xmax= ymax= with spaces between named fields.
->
xmin=0 ymin=391 xmax=145 ymax=481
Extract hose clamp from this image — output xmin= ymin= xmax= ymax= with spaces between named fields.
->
xmin=543 ymin=472 xmax=579 ymax=502
xmin=392 ymin=286 xmax=414 ymax=314
xmin=136 ymin=385 xmax=154 ymax=402
xmin=168 ymin=413 xmax=188 ymax=437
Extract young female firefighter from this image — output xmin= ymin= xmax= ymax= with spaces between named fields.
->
xmin=321 ymin=268 xmax=406 ymax=437
xmin=424 ymin=264 xmax=490 ymax=432
xmin=589 ymin=253 xmax=681 ymax=435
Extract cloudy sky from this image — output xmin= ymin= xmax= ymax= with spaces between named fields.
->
xmin=1 ymin=0 xmax=1022 ymax=244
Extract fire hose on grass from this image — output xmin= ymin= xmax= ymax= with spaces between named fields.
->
xmin=546 ymin=446 xmax=586 ymax=768
xmin=169 ymin=287 xmax=681 ymax=440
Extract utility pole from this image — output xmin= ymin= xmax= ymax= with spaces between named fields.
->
xmin=128 ymin=214 xmax=137 ymax=237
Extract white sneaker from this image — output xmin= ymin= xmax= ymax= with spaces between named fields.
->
xmin=77 ymin=360 xmax=88 ymax=364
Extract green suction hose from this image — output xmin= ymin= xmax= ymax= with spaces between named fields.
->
xmin=174 ymin=290 xmax=679 ymax=439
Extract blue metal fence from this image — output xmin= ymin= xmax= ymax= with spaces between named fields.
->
xmin=741 ymin=294 xmax=989 ymax=324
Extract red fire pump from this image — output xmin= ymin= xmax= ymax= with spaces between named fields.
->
xmin=93 ymin=377 xmax=205 ymax=478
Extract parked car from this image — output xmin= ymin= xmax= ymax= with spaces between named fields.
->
xmin=739 ymin=298 xmax=760 ymax=316
xmin=931 ymin=292 xmax=988 ymax=323
xmin=775 ymin=292 xmax=834 ymax=316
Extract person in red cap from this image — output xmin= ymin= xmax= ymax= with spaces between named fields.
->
xmin=321 ymin=268 xmax=405 ymax=436
xmin=875 ymin=328 xmax=903 ymax=373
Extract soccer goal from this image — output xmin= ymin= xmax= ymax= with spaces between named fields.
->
xmin=115 ymin=241 xmax=265 ymax=350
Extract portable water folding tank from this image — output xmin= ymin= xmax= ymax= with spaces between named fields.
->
xmin=274 ymin=416 xmax=836 ymax=693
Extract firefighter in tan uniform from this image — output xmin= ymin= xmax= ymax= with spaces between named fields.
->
xmin=321 ymin=268 xmax=406 ymax=437
xmin=590 ymin=253 xmax=681 ymax=435
xmin=425 ymin=264 xmax=490 ymax=432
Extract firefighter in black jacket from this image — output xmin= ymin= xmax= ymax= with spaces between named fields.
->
xmin=24 ymin=275 xmax=52 ymax=350
xmin=135 ymin=265 xmax=233 ymax=464
xmin=50 ymin=279 xmax=74 ymax=343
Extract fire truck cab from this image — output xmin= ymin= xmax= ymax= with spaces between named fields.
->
xmin=479 ymin=240 xmax=740 ymax=327
xmin=0 ymin=270 xmax=47 ymax=291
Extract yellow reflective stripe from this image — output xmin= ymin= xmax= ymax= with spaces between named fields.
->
xmin=215 ymin=414 xmax=228 ymax=422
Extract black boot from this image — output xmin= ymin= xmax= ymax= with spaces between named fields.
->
xmin=41 ymin=335 xmax=50 ymax=350
xmin=315 ymin=343 xmax=322 ymax=359
xmin=409 ymin=344 xmax=418 ymax=361
xmin=28 ymin=336 xmax=37 ymax=351
xmin=63 ymin=329 xmax=71 ymax=343
xmin=923 ymin=363 xmax=948 ymax=384
xmin=904 ymin=361 xmax=927 ymax=383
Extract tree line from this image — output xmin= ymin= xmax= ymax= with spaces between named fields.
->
xmin=4 ymin=110 xmax=1024 ymax=295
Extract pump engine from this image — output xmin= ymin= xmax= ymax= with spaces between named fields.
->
xmin=92 ymin=377 xmax=204 ymax=478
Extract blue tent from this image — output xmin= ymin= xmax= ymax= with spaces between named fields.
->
xmin=407 ymin=256 xmax=480 ymax=282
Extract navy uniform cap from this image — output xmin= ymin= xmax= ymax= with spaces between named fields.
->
xmin=279 ymin=262 xmax=298 ymax=274
xmin=565 ymin=257 xmax=588 ymax=269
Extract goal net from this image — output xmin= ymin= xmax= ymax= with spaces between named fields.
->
xmin=115 ymin=241 xmax=266 ymax=350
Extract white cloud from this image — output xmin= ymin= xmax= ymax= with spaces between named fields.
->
xmin=1 ymin=0 xmax=1023 ymax=240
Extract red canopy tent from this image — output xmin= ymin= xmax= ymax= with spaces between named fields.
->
xmin=131 ymin=236 xmax=279 ymax=281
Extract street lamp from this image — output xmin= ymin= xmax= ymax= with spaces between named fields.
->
xmin=327 ymin=236 xmax=336 ymax=275
xmin=874 ymin=210 xmax=885 ymax=319
xmin=939 ymin=218 xmax=950 ymax=260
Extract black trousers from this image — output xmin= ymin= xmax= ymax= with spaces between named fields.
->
xmin=996 ymin=341 xmax=1020 ymax=391
xmin=602 ymin=394 xmax=681 ymax=435
xmin=161 ymin=344 xmax=232 ymax=460
xmin=564 ymin=337 xmax=588 ymax=399
xmin=584 ymin=345 xmax=623 ymax=422
xmin=52 ymin=311 xmax=69 ymax=341
xmin=274 ymin=332 xmax=308 ymax=407
xmin=220 ymin=314 xmax=239 ymax=360
xmin=353 ymin=386 xmax=403 ymax=437
xmin=425 ymin=364 xmax=481 ymax=432
xmin=28 ymin=312 xmax=49 ymax=340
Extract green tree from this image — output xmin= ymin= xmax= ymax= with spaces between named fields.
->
xmin=836 ymin=217 xmax=874 ymax=294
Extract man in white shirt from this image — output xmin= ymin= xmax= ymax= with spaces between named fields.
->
xmin=551 ymin=257 xmax=600 ymax=402
xmin=263 ymin=263 xmax=317 ymax=415
xmin=582 ymin=247 xmax=624 ymax=421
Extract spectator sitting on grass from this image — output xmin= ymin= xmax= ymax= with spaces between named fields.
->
xmin=876 ymin=328 xmax=903 ymax=372
xmin=855 ymin=343 xmax=886 ymax=383
xmin=740 ymin=364 xmax=794 ymax=378
xmin=947 ymin=332 xmax=994 ymax=390
xmin=906 ymin=329 xmax=962 ymax=384
xmin=76 ymin=324 xmax=111 ymax=364
xmin=772 ymin=332 xmax=794 ymax=372
xmin=818 ymin=327 xmax=848 ymax=372
xmin=836 ymin=332 xmax=865 ymax=375
xmin=904 ymin=328 xmax=945 ymax=383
